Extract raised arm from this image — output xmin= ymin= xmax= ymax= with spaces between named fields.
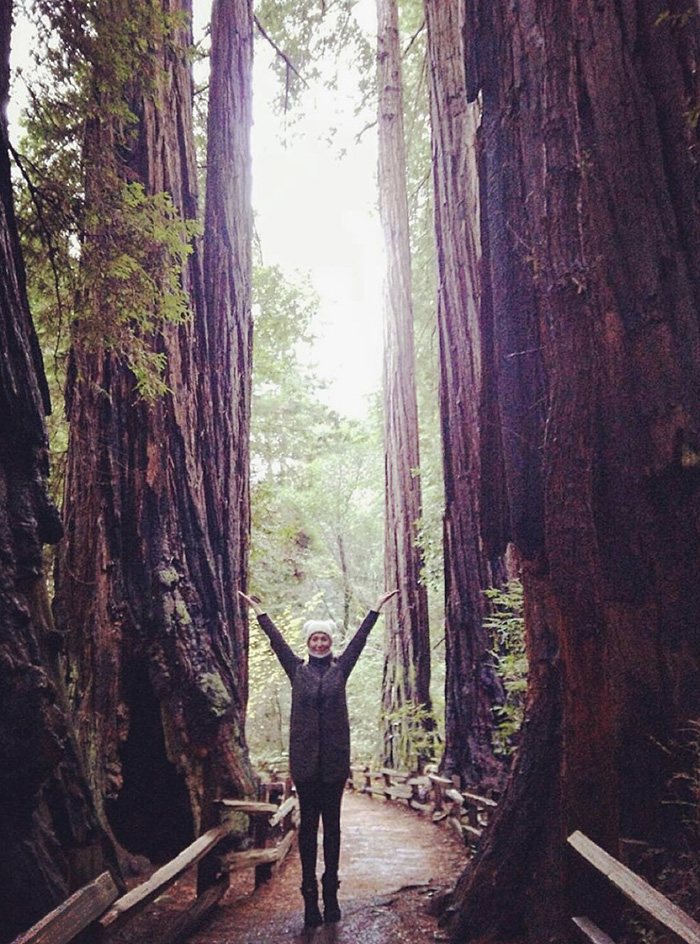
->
xmin=338 ymin=589 xmax=398 ymax=678
xmin=238 ymin=591 xmax=300 ymax=681
xmin=374 ymin=589 xmax=399 ymax=612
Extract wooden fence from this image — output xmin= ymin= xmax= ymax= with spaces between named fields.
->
xmin=347 ymin=765 xmax=498 ymax=847
xmin=18 ymin=772 xmax=699 ymax=944
xmin=346 ymin=780 xmax=700 ymax=941
xmin=568 ymin=830 xmax=700 ymax=944
xmin=10 ymin=782 xmax=298 ymax=944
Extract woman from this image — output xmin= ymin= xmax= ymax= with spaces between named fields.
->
xmin=238 ymin=589 xmax=398 ymax=928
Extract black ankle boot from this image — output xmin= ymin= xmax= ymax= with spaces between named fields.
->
xmin=322 ymin=874 xmax=341 ymax=924
xmin=301 ymin=882 xmax=323 ymax=928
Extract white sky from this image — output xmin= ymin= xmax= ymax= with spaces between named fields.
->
xmin=8 ymin=1 xmax=385 ymax=419
xmin=249 ymin=5 xmax=384 ymax=418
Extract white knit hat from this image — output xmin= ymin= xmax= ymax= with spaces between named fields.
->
xmin=303 ymin=619 xmax=336 ymax=647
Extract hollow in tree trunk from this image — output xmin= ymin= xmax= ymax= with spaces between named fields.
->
xmin=55 ymin=0 xmax=255 ymax=865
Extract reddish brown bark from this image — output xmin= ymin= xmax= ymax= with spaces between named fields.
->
xmin=426 ymin=0 xmax=700 ymax=940
xmin=424 ymin=0 xmax=504 ymax=790
xmin=199 ymin=0 xmax=255 ymax=835
xmin=55 ymin=0 xmax=254 ymax=864
xmin=203 ymin=0 xmax=253 ymax=680
xmin=0 ymin=10 xmax=117 ymax=938
xmin=376 ymin=0 xmax=432 ymax=766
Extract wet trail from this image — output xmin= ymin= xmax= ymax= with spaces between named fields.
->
xmin=186 ymin=791 xmax=467 ymax=944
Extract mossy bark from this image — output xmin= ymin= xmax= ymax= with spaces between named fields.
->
xmin=55 ymin=0 xmax=255 ymax=865
xmin=0 ymin=10 xmax=117 ymax=938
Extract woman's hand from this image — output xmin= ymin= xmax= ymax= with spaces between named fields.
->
xmin=238 ymin=590 xmax=265 ymax=616
xmin=374 ymin=589 xmax=399 ymax=612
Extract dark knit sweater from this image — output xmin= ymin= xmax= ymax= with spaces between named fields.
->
xmin=257 ymin=611 xmax=379 ymax=783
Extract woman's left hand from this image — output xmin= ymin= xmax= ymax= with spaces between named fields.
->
xmin=238 ymin=590 xmax=265 ymax=616
xmin=374 ymin=589 xmax=399 ymax=612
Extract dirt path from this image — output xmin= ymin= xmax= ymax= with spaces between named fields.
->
xmin=184 ymin=791 xmax=468 ymax=944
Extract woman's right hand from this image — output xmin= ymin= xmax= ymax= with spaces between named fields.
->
xmin=374 ymin=589 xmax=399 ymax=612
xmin=238 ymin=590 xmax=264 ymax=616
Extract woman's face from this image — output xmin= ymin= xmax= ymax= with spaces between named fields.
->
xmin=307 ymin=631 xmax=332 ymax=657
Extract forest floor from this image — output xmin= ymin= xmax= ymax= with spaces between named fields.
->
xmin=113 ymin=791 xmax=468 ymax=944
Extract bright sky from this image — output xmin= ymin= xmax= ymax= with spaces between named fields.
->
xmin=9 ymin=1 xmax=385 ymax=419
xmin=249 ymin=6 xmax=384 ymax=418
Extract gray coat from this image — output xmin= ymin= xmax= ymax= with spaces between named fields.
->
xmin=257 ymin=611 xmax=379 ymax=783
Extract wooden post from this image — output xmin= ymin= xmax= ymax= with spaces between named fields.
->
xmin=253 ymin=813 xmax=272 ymax=888
xmin=382 ymin=770 xmax=392 ymax=801
xmin=429 ymin=773 xmax=453 ymax=820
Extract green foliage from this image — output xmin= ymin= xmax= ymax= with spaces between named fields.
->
xmin=27 ymin=0 xmax=190 ymax=120
xmin=246 ymin=264 xmax=388 ymax=767
xmin=77 ymin=181 xmax=201 ymax=399
xmin=253 ymin=0 xmax=373 ymax=117
xmin=249 ymin=264 xmax=385 ymax=619
xmin=249 ymin=0 xmax=446 ymax=737
xmin=249 ymin=416 xmax=385 ymax=625
xmin=345 ymin=637 xmax=384 ymax=764
xmin=654 ymin=8 xmax=697 ymax=30
xmin=14 ymin=0 xmax=202 ymax=403
xmin=485 ymin=580 xmax=528 ymax=756
xmin=250 ymin=264 xmax=328 ymax=471
xmin=384 ymin=700 xmax=441 ymax=772
xmin=246 ymin=605 xmax=299 ymax=769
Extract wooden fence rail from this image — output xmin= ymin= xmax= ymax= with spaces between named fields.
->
xmin=10 ymin=783 xmax=298 ymax=944
xmin=12 ymin=872 xmax=120 ymax=944
xmin=99 ymin=823 xmax=230 ymax=935
xmin=347 ymin=765 xmax=498 ymax=848
xmin=18 ymin=788 xmax=700 ymax=944
xmin=568 ymin=830 xmax=700 ymax=944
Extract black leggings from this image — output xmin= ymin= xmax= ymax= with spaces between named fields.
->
xmin=295 ymin=780 xmax=345 ymax=887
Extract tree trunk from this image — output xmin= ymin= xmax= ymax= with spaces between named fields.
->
xmin=376 ymin=0 xmax=432 ymax=769
xmin=55 ymin=0 xmax=254 ymax=865
xmin=424 ymin=0 xmax=505 ymax=791
xmin=427 ymin=1 xmax=700 ymax=940
xmin=201 ymin=0 xmax=255 ymax=828
xmin=0 ymin=9 xmax=117 ymax=938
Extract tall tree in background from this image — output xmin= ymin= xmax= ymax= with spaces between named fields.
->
xmin=55 ymin=0 xmax=254 ymax=864
xmin=424 ymin=0 xmax=504 ymax=790
xmin=0 ymin=8 xmax=117 ymax=938
xmin=376 ymin=0 xmax=432 ymax=766
xmin=427 ymin=2 xmax=700 ymax=940
xmin=201 ymin=0 xmax=255 ymax=827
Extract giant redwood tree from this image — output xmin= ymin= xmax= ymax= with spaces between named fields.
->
xmin=424 ymin=0 xmax=504 ymax=790
xmin=55 ymin=0 xmax=255 ymax=863
xmin=376 ymin=0 xmax=432 ymax=767
xmin=425 ymin=1 xmax=700 ymax=941
xmin=0 ymin=8 xmax=117 ymax=939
